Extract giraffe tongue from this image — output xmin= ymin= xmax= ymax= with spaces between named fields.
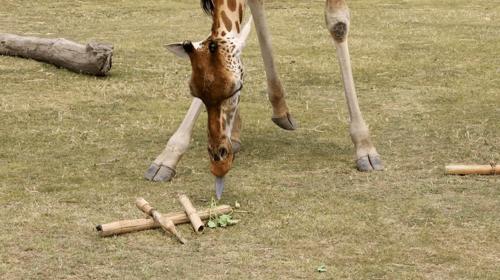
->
xmin=215 ymin=176 xmax=225 ymax=200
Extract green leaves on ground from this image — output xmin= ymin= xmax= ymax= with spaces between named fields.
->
xmin=207 ymin=220 xmax=217 ymax=228
xmin=207 ymin=214 xmax=239 ymax=228
xmin=207 ymin=199 xmax=239 ymax=228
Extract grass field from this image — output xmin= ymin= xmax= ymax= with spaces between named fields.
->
xmin=1 ymin=0 xmax=499 ymax=279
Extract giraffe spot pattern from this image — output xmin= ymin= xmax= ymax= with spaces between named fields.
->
xmin=221 ymin=10 xmax=232 ymax=32
xmin=227 ymin=0 xmax=237 ymax=12
xmin=238 ymin=3 xmax=243 ymax=23
xmin=235 ymin=21 xmax=240 ymax=33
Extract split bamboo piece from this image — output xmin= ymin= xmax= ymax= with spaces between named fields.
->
xmin=96 ymin=205 xmax=232 ymax=237
xmin=445 ymin=164 xmax=499 ymax=175
xmin=178 ymin=194 xmax=204 ymax=233
xmin=135 ymin=197 xmax=187 ymax=244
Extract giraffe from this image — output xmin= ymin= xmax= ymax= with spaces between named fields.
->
xmin=145 ymin=0 xmax=384 ymax=198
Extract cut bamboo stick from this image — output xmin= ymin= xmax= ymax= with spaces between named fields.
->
xmin=445 ymin=164 xmax=499 ymax=175
xmin=135 ymin=197 xmax=186 ymax=244
xmin=178 ymin=194 xmax=204 ymax=233
xmin=96 ymin=205 xmax=232 ymax=237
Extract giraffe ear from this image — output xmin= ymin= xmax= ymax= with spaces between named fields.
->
xmin=165 ymin=43 xmax=190 ymax=59
xmin=165 ymin=40 xmax=203 ymax=59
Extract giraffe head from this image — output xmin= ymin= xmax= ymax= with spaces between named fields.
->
xmin=165 ymin=1 xmax=251 ymax=178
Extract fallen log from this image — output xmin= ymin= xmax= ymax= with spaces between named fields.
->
xmin=445 ymin=164 xmax=499 ymax=175
xmin=96 ymin=205 xmax=232 ymax=237
xmin=0 ymin=33 xmax=113 ymax=76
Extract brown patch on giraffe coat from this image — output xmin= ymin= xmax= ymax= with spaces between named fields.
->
xmin=238 ymin=3 xmax=243 ymax=23
xmin=221 ymin=11 xmax=233 ymax=32
xmin=235 ymin=21 xmax=240 ymax=33
xmin=227 ymin=0 xmax=237 ymax=12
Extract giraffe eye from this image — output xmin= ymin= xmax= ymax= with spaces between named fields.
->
xmin=208 ymin=41 xmax=217 ymax=53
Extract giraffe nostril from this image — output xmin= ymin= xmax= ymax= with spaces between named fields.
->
xmin=208 ymin=147 xmax=226 ymax=162
xmin=208 ymin=147 xmax=218 ymax=161
xmin=218 ymin=147 xmax=228 ymax=159
xmin=213 ymin=153 xmax=221 ymax=162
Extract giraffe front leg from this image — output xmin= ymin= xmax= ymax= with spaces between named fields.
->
xmin=247 ymin=0 xmax=298 ymax=130
xmin=325 ymin=0 xmax=383 ymax=171
xmin=145 ymin=98 xmax=203 ymax=181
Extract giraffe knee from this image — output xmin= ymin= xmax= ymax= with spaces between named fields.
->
xmin=331 ymin=22 xmax=348 ymax=42
xmin=325 ymin=0 xmax=350 ymax=42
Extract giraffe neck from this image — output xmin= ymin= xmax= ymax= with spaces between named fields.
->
xmin=211 ymin=0 xmax=245 ymax=38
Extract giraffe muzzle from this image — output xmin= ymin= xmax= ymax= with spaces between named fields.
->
xmin=209 ymin=145 xmax=234 ymax=177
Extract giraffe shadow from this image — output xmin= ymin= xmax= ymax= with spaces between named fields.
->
xmin=235 ymin=126 xmax=352 ymax=167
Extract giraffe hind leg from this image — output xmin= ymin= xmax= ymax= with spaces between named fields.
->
xmin=325 ymin=0 xmax=383 ymax=171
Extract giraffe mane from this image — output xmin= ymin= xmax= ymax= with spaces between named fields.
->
xmin=201 ymin=0 xmax=214 ymax=15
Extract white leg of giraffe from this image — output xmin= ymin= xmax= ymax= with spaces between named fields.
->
xmin=325 ymin=0 xmax=383 ymax=171
xmin=145 ymin=98 xmax=204 ymax=181
xmin=247 ymin=0 xmax=297 ymax=130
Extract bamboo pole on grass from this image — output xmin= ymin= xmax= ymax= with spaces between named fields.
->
xmin=135 ymin=197 xmax=187 ymax=244
xmin=178 ymin=194 xmax=204 ymax=233
xmin=445 ymin=164 xmax=499 ymax=175
xmin=96 ymin=205 xmax=232 ymax=237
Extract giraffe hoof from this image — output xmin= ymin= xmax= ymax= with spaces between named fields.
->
xmin=144 ymin=163 xmax=161 ymax=180
xmin=153 ymin=165 xmax=176 ymax=181
xmin=272 ymin=113 xmax=298 ymax=131
xmin=356 ymin=156 xmax=373 ymax=172
xmin=369 ymin=154 xmax=384 ymax=171
xmin=144 ymin=163 xmax=176 ymax=182
xmin=356 ymin=154 xmax=384 ymax=172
